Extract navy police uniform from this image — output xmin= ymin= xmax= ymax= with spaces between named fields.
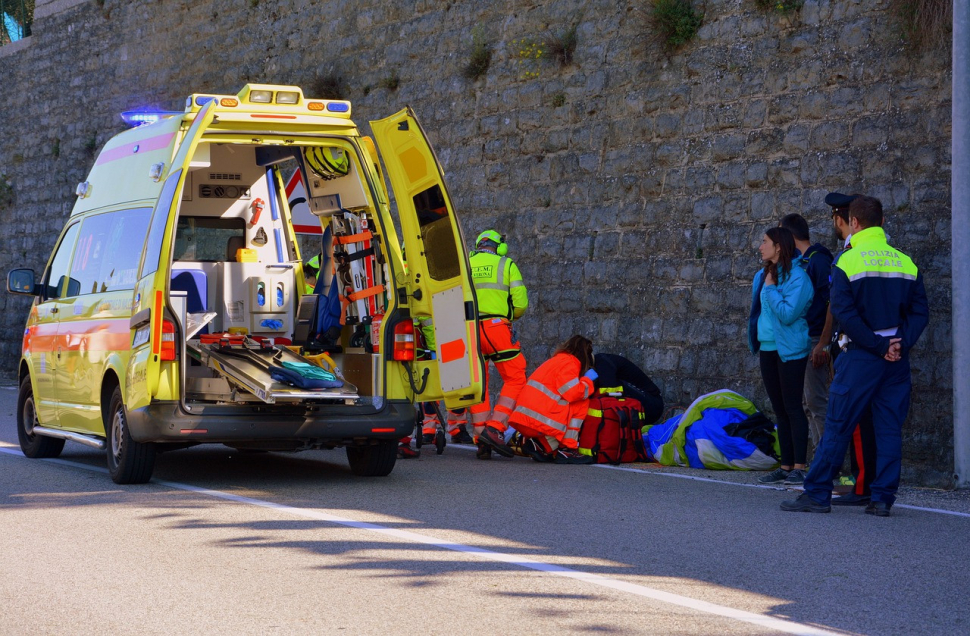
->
xmin=801 ymin=225 xmax=928 ymax=508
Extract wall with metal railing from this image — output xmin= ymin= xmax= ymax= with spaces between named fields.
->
xmin=0 ymin=0 xmax=32 ymax=45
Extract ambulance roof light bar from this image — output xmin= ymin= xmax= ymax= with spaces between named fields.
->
xmin=182 ymin=85 xmax=353 ymax=118
xmin=120 ymin=110 xmax=184 ymax=128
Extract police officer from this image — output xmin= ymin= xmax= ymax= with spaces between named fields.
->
xmin=467 ymin=230 xmax=529 ymax=459
xmin=824 ymin=192 xmax=877 ymax=506
xmin=781 ymin=196 xmax=928 ymax=516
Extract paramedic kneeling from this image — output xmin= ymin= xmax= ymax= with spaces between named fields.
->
xmin=509 ymin=335 xmax=597 ymax=465
xmin=781 ymin=196 xmax=928 ymax=516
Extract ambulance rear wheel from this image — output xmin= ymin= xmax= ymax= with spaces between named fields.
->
xmin=106 ymin=386 xmax=156 ymax=485
xmin=17 ymin=376 xmax=65 ymax=459
xmin=346 ymin=440 xmax=397 ymax=476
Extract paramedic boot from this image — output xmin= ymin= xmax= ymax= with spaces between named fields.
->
xmin=553 ymin=448 xmax=595 ymax=465
xmin=476 ymin=443 xmax=492 ymax=460
xmin=451 ymin=425 xmax=474 ymax=445
xmin=478 ymin=426 xmax=515 ymax=458
xmin=397 ymin=442 xmax=419 ymax=459
xmin=525 ymin=438 xmax=554 ymax=463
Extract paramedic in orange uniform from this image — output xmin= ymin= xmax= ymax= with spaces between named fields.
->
xmin=508 ymin=335 xmax=597 ymax=465
xmin=469 ymin=230 xmax=529 ymax=460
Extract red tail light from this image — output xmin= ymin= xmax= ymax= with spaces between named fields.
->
xmin=160 ymin=320 xmax=177 ymax=361
xmin=392 ymin=320 xmax=415 ymax=361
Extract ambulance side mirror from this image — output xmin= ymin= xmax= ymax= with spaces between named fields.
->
xmin=7 ymin=269 xmax=39 ymax=296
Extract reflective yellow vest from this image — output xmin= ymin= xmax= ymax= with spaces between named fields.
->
xmin=469 ymin=250 xmax=528 ymax=320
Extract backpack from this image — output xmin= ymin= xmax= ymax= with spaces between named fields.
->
xmin=579 ymin=395 xmax=651 ymax=465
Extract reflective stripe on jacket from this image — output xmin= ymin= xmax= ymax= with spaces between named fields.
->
xmin=830 ymin=226 xmax=928 ymax=356
xmin=470 ymin=250 xmax=528 ymax=320
xmin=509 ymin=353 xmax=593 ymax=448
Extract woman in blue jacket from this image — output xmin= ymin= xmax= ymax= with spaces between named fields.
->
xmin=748 ymin=227 xmax=814 ymax=485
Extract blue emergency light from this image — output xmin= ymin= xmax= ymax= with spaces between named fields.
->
xmin=120 ymin=110 xmax=183 ymax=128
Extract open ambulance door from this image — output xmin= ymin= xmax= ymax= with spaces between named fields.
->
xmin=126 ymin=102 xmax=217 ymax=411
xmin=370 ymin=108 xmax=485 ymax=409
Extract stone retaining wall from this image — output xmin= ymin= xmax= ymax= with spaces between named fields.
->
xmin=0 ymin=0 xmax=953 ymax=483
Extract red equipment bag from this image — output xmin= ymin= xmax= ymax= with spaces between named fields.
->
xmin=579 ymin=395 xmax=651 ymax=465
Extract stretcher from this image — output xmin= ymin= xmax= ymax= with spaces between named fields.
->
xmin=187 ymin=335 xmax=358 ymax=404
xmin=332 ymin=211 xmax=385 ymax=325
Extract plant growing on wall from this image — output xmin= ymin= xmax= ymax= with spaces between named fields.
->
xmin=754 ymin=0 xmax=803 ymax=15
xmin=649 ymin=0 xmax=704 ymax=52
xmin=891 ymin=0 xmax=952 ymax=49
xmin=544 ymin=22 xmax=579 ymax=67
xmin=83 ymin=135 xmax=98 ymax=157
xmin=514 ymin=38 xmax=544 ymax=80
xmin=379 ymin=69 xmax=400 ymax=91
xmin=0 ymin=175 xmax=13 ymax=209
xmin=312 ymin=73 xmax=347 ymax=100
xmin=463 ymin=26 xmax=491 ymax=80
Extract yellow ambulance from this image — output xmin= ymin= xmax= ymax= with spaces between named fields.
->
xmin=7 ymin=84 xmax=484 ymax=484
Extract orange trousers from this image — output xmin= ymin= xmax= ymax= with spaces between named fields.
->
xmin=469 ymin=318 xmax=527 ymax=438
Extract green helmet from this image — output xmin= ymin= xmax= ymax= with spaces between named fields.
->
xmin=476 ymin=229 xmax=508 ymax=256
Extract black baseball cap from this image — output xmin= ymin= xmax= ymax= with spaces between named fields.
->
xmin=824 ymin=192 xmax=858 ymax=208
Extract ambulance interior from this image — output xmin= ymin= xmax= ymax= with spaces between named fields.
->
xmin=171 ymin=141 xmax=389 ymax=407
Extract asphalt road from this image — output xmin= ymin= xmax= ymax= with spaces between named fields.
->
xmin=1 ymin=385 xmax=968 ymax=636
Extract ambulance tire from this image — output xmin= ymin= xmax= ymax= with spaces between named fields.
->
xmin=106 ymin=386 xmax=156 ymax=485
xmin=346 ymin=440 xmax=397 ymax=477
xmin=17 ymin=376 xmax=65 ymax=459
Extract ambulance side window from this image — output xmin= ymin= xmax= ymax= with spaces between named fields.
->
xmin=44 ymin=223 xmax=80 ymax=299
xmin=69 ymin=209 xmax=153 ymax=295
xmin=413 ymin=184 xmax=460 ymax=281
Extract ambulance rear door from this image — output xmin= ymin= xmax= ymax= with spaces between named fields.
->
xmin=126 ymin=102 xmax=217 ymax=411
xmin=370 ymin=108 xmax=484 ymax=409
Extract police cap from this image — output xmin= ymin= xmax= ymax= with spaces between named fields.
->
xmin=824 ymin=192 xmax=858 ymax=208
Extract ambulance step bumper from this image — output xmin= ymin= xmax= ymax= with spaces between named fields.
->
xmin=32 ymin=427 xmax=107 ymax=450
xmin=126 ymin=400 xmax=414 ymax=444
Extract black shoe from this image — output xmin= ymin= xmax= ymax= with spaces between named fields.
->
xmin=832 ymin=492 xmax=871 ymax=506
xmin=759 ymin=467 xmax=791 ymax=484
xmin=783 ymin=469 xmax=806 ymax=485
xmin=451 ymin=429 xmax=474 ymax=444
xmin=780 ymin=493 xmax=831 ymax=513
xmin=865 ymin=501 xmax=892 ymax=517
xmin=397 ymin=443 xmax=419 ymax=459
xmin=525 ymin=439 xmax=554 ymax=463
xmin=478 ymin=426 xmax=515 ymax=458
xmin=553 ymin=448 xmax=595 ymax=465
xmin=476 ymin=443 xmax=492 ymax=460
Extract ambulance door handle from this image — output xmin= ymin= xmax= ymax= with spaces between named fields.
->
xmin=50 ymin=307 xmax=58 ymax=314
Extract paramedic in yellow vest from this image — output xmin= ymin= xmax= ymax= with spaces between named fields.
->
xmin=469 ymin=230 xmax=529 ymax=460
xmin=303 ymin=253 xmax=321 ymax=294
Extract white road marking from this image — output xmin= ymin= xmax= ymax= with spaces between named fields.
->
xmin=452 ymin=443 xmax=970 ymax=519
xmin=0 ymin=445 xmax=837 ymax=635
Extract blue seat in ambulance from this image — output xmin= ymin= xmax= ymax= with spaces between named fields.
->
xmin=171 ymin=269 xmax=208 ymax=334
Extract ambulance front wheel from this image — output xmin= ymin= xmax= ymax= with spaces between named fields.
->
xmin=17 ymin=376 xmax=65 ymax=459
xmin=346 ymin=439 xmax=397 ymax=477
xmin=106 ymin=386 xmax=156 ymax=485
